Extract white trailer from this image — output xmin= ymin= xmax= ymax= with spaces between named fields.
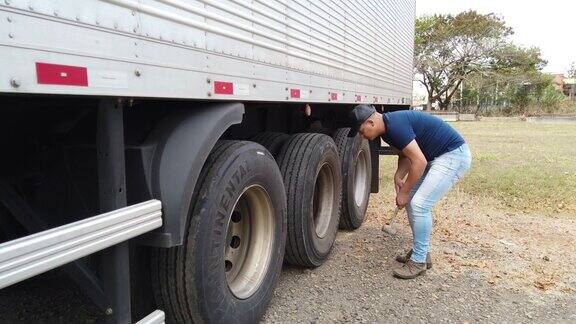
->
xmin=0 ymin=0 xmax=415 ymax=322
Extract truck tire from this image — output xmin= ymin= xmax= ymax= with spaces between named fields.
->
xmin=151 ymin=141 xmax=287 ymax=324
xmin=276 ymin=133 xmax=341 ymax=267
xmin=250 ymin=132 xmax=290 ymax=158
xmin=333 ymin=128 xmax=372 ymax=230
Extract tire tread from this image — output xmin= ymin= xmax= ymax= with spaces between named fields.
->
xmin=277 ymin=133 xmax=340 ymax=267
xmin=152 ymin=141 xmax=240 ymax=323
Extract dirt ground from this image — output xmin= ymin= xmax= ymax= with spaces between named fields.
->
xmin=261 ymin=188 xmax=576 ymax=323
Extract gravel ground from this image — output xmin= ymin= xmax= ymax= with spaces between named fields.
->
xmin=1 ymin=188 xmax=575 ymax=323
xmin=261 ymin=187 xmax=576 ymax=323
xmin=261 ymin=224 xmax=576 ymax=323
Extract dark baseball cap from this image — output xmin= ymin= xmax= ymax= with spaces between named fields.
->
xmin=347 ymin=104 xmax=376 ymax=137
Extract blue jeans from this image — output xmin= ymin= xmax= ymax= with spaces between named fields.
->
xmin=406 ymin=144 xmax=472 ymax=263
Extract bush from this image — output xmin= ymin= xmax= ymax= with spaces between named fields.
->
xmin=540 ymin=84 xmax=565 ymax=113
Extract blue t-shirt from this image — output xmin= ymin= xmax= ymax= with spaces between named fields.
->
xmin=381 ymin=110 xmax=465 ymax=162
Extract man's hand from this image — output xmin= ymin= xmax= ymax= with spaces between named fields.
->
xmin=396 ymin=191 xmax=409 ymax=209
xmin=396 ymin=140 xmax=427 ymax=209
xmin=394 ymin=176 xmax=404 ymax=194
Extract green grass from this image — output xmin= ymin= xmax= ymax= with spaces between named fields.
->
xmin=379 ymin=121 xmax=576 ymax=214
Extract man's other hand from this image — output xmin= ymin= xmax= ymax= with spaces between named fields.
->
xmin=396 ymin=191 xmax=409 ymax=209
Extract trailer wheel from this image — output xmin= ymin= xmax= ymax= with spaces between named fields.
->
xmin=152 ymin=141 xmax=286 ymax=323
xmin=251 ymin=132 xmax=290 ymax=158
xmin=333 ymin=128 xmax=372 ymax=230
xmin=276 ymin=133 xmax=341 ymax=267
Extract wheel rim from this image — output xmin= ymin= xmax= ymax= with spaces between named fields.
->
xmin=354 ymin=149 xmax=368 ymax=207
xmin=225 ymin=185 xmax=275 ymax=299
xmin=312 ymin=163 xmax=335 ymax=238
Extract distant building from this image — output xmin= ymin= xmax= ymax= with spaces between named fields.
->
xmin=551 ymin=74 xmax=565 ymax=92
xmin=564 ymin=78 xmax=576 ymax=98
xmin=548 ymin=73 xmax=575 ymax=98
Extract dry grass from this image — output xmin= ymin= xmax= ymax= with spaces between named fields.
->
xmin=453 ymin=121 xmax=576 ymax=215
xmin=377 ymin=121 xmax=576 ymax=215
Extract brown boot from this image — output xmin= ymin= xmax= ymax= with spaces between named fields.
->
xmin=395 ymin=250 xmax=433 ymax=269
xmin=393 ymin=259 xmax=427 ymax=279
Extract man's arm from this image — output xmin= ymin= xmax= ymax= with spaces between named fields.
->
xmin=394 ymin=154 xmax=411 ymax=193
xmin=396 ymin=139 xmax=427 ymax=208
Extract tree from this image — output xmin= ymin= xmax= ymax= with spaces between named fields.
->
xmin=489 ymin=44 xmax=546 ymax=77
xmin=460 ymin=45 xmax=546 ymax=115
xmin=414 ymin=11 xmax=513 ymax=110
xmin=540 ymin=83 xmax=566 ymax=112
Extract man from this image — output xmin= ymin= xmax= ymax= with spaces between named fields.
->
xmin=348 ymin=105 xmax=472 ymax=279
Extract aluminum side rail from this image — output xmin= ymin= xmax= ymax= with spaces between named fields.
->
xmin=136 ymin=310 xmax=165 ymax=324
xmin=0 ymin=199 xmax=162 ymax=289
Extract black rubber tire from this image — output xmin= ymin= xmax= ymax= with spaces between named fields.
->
xmin=250 ymin=132 xmax=290 ymax=158
xmin=276 ymin=133 xmax=342 ymax=267
xmin=333 ymin=128 xmax=372 ymax=230
xmin=151 ymin=140 xmax=287 ymax=324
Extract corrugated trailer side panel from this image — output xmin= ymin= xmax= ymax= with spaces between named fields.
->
xmin=0 ymin=0 xmax=414 ymax=104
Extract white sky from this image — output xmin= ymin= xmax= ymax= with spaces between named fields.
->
xmin=416 ymin=0 xmax=576 ymax=74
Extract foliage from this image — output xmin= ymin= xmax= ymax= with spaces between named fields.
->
xmin=414 ymin=11 xmax=513 ymax=110
xmin=540 ymin=84 xmax=566 ymax=112
xmin=412 ymin=11 xmax=572 ymax=115
xmin=459 ymin=71 xmax=574 ymax=116
xmin=488 ymin=44 xmax=546 ymax=77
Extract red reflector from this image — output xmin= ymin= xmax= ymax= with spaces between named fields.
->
xmin=290 ymin=89 xmax=301 ymax=98
xmin=330 ymin=92 xmax=338 ymax=100
xmin=355 ymin=95 xmax=362 ymax=102
xmin=214 ymin=81 xmax=234 ymax=95
xmin=36 ymin=62 xmax=88 ymax=86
